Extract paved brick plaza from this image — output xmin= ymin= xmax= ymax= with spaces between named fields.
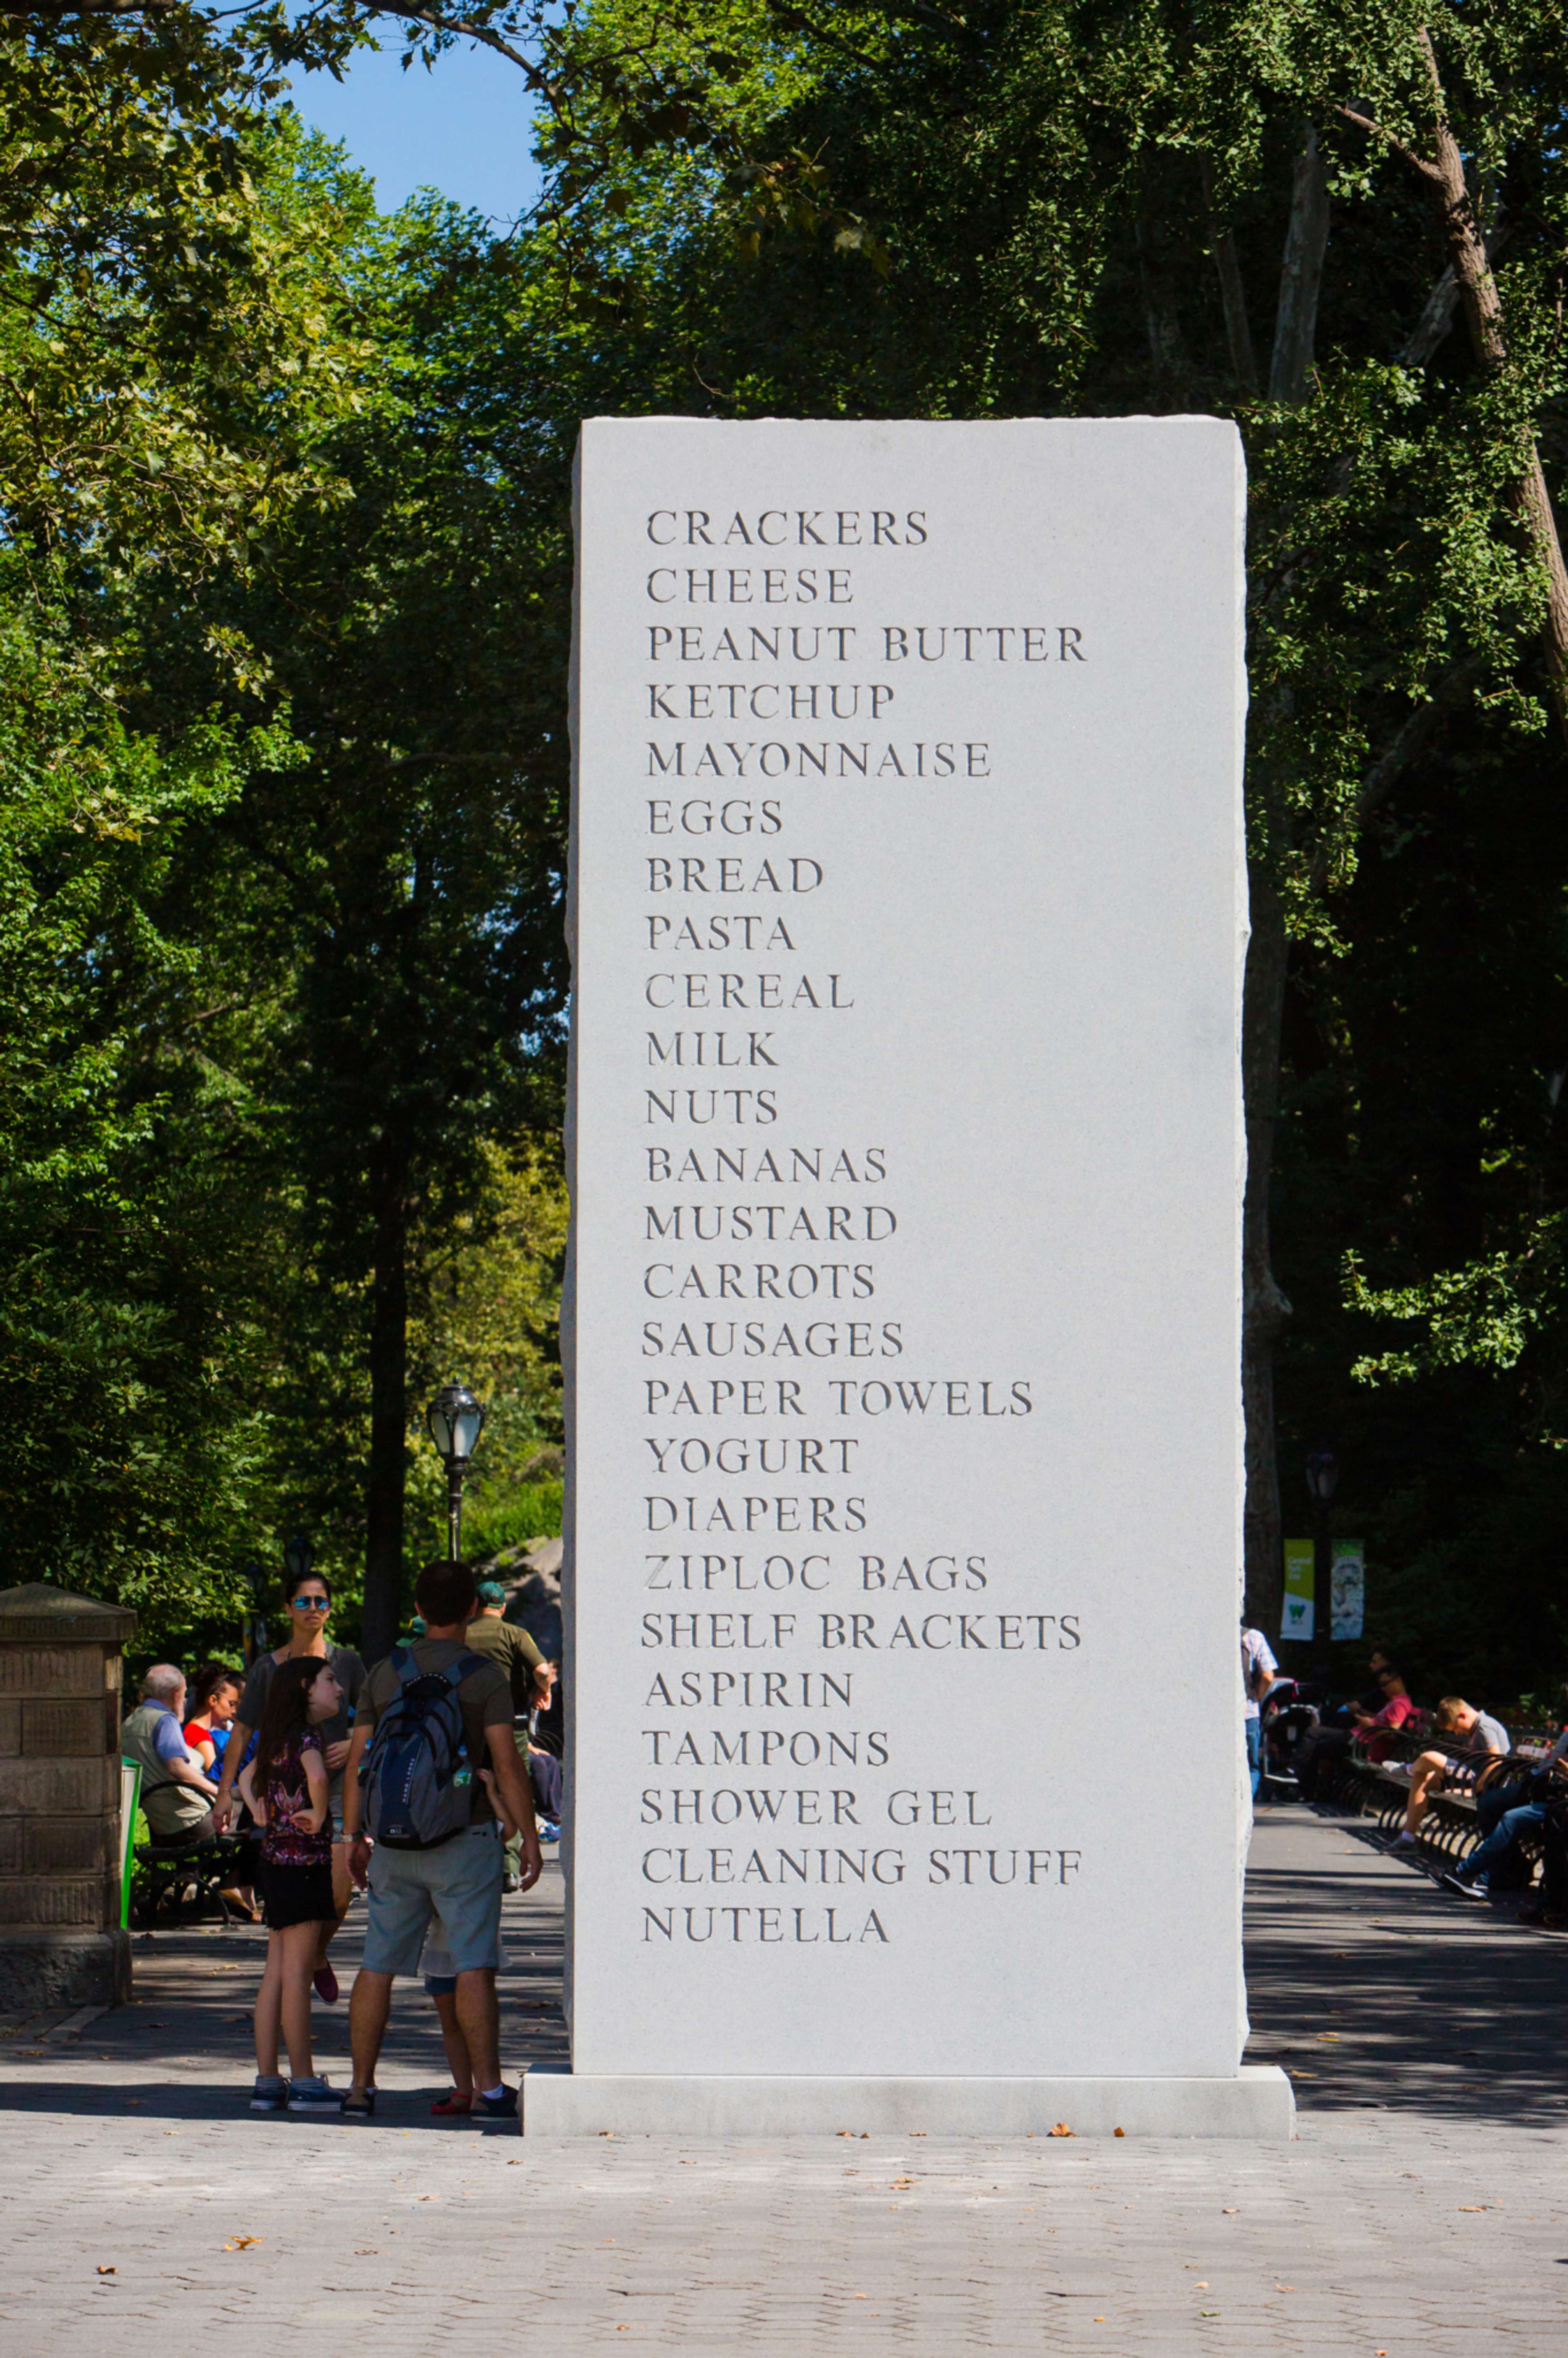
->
xmin=1 ymin=1811 xmax=1564 ymax=2356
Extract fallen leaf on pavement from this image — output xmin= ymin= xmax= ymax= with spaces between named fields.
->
xmin=1222 ymin=2207 xmax=1238 ymax=2215
xmin=96 ymin=2266 xmax=115 ymax=2276
xmin=1049 ymin=2122 xmax=1074 ymax=2137
xmin=223 ymin=2236 xmax=261 ymax=2251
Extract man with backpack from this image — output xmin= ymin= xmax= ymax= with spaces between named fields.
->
xmin=339 ymin=1559 xmax=543 ymax=2122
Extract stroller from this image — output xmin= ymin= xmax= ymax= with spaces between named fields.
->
xmin=1258 ymin=1677 xmax=1321 ymax=1799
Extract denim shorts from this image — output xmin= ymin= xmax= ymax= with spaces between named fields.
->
xmin=362 ymin=1821 xmax=504 ymax=1977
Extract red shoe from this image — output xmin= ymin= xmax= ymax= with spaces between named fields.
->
xmin=312 ymin=1963 xmax=340 ymax=2006
xmin=431 ymin=2090 xmax=472 ymax=2116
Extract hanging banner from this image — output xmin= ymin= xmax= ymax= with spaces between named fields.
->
xmin=1282 ymin=1538 xmax=1315 ymax=1642
xmin=1331 ymin=1541 xmax=1365 ymax=1643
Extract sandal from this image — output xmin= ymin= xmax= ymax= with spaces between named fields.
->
xmin=431 ymin=2091 xmax=472 ymax=2116
xmin=341 ymin=2087 xmax=377 ymax=2118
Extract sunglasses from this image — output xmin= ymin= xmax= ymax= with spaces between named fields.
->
xmin=289 ymin=1595 xmax=330 ymax=1613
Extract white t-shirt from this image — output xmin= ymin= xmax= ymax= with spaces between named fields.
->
xmin=1241 ymin=1627 xmax=1277 ymax=1721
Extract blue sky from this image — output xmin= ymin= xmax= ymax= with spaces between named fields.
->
xmin=290 ymin=29 xmax=544 ymax=221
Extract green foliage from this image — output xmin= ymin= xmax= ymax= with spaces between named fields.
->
xmin=0 ymin=579 xmax=293 ymax=1621
xmin=463 ymin=1482 xmax=566 ymax=1560
xmin=9 ymin=0 xmax=1568 ymax=1702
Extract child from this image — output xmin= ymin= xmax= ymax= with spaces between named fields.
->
xmin=183 ymin=1665 xmax=258 ymax=1921
xmin=239 ymin=1654 xmax=343 ymax=2113
xmin=423 ymin=1767 xmax=517 ymax=2116
xmin=421 ymin=1917 xmax=472 ymax=2115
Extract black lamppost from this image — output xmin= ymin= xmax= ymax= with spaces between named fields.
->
xmin=428 ymin=1382 xmax=486 ymax=1560
xmin=283 ymin=1533 xmax=314 ymax=1590
xmin=1304 ymin=1448 xmax=1339 ymax=1677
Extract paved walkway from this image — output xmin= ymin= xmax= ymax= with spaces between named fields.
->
xmin=2 ymin=1812 xmax=1566 ymax=2354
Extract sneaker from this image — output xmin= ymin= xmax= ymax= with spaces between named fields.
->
xmin=538 ymin=1821 xmax=561 ymax=1843
xmin=431 ymin=2090 xmax=472 ymax=2116
xmin=1440 ymin=1870 xmax=1488 ymax=1899
xmin=312 ymin=1962 xmax=340 ymax=2006
xmin=250 ymin=2074 xmax=290 ymax=2113
xmin=502 ymin=1872 xmax=521 ymax=1894
xmin=477 ymin=2085 xmax=519 ymax=2121
xmin=1388 ymin=1830 xmax=1419 ymax=1849
xmin=287 ymin=2075 xmax=343 ymax=2114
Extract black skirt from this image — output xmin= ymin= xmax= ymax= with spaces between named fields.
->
xmin=261 ymin=1857 xmax=336 ymax=1930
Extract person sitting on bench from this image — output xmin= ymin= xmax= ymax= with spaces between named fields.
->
xmin=1391 ymin=1696 xmax=1509 ymax=1851
xmin=122 ymin=1665 xmax=220 ymax=1844
xmin=1441 ymin=1725 xmax=1568 ymax=1899
xmin=1296 ymin=1669 xmax=1416 ymax=1801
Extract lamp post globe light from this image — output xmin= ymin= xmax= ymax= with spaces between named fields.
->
xmin=283 ymin=1532 xmax=314 ymax=1589
xmin=428 ymin=1381 xmax=487 ymax=1561
xmin=1304 ymin=1449 xmax=1339 ymax=1677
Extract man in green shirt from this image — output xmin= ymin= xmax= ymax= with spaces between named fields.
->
xmin=462 ymin=1579 xmax=550 ymax=1708
xmin=462 ymin=1580 xmax=550 ymax=1888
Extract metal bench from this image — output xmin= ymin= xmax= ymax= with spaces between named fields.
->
xmin=1323 ymin=1742 xmax=1546 ymax=1880
xmin=131 ymin=1832 xmax=253 ymax=1928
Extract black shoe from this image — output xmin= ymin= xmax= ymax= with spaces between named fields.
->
xmin=477 ymin=2086 xmax=519 ymax=2121
xmin=1440 ymin=1870 xmax=1487 ymax=1900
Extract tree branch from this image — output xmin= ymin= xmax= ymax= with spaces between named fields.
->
xmin=361 ymin=4 xmax=551 ymax=98
xmin=1336 ymin=102 xmax=1443 ymax=185
xmin=1397 ymin=223 xmax=1512 ymax=368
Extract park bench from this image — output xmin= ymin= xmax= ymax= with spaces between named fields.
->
xmin=1323 ymin=1736 xmax=1549 ymax=1882
xmin=131 ymin=1832 xmax=252 ymax=1929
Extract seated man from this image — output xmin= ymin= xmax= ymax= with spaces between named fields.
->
xmin=1441 ymin=1725 xmax=1568 ymax=1899
xmin=1321 ymin=1646 xmax=1396 ymax=1729
xmin=1521 ymin=1780 xmax=1568 ymax=1928
xmin=1392 ymin=1695 xmax=1509 ymax=1850
xmin=1296 ymin=1669 xmax=1415 ymax=1801
xmin=121 ymin=1664 xmax=220 ymax=1844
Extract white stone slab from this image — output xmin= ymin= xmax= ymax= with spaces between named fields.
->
xmin=523 ymin=2066 xmax=1293 ymax=2140
xmin=564 ymin=417 xmax=1252 ymax=2099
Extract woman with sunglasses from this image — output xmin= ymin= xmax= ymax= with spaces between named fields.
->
xmin=210 ymin=1570 xmax=366 ymax=2001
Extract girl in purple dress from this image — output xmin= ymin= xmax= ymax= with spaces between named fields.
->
xmin=239 ymin=1655 xmax=343 ymax=2113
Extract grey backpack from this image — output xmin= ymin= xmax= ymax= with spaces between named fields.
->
xmin=361 ymin=1647 xmax=485 ymax=1849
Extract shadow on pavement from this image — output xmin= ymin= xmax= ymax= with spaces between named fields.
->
xmin=1243 ymin=1808 xmax=1568 ymax=2125
xmin=0 ymin=1878 xmax=568 ymax=2130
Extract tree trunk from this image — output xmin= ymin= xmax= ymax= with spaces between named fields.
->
xmin=1242 ymin=871 xmax=1293 ymax=1631
xmin=1201 ymin=158 xmax=1258 ymax=397
xmin=363 ymin=1157 xmax=410 ymax=1664
xmin=1269 ymin=126 xmax=1330 ymax=402
xmin=1134 ymin=210 xmax=1187 ymax=390
xmin=1240 ymin=127 xmax=1332 ymax=1638
xmin=1415 ymin=31 xmax=1568 ymax=741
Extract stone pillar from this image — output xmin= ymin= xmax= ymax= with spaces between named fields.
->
xmin=0 ymin=1581 xmax=137 ymax=2012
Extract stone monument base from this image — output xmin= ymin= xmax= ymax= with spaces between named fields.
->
xmin=522 ymin=2065 xmax=1293 ymax=2140
xmin=0 ymin=1928 xmax=131 ymax=2015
